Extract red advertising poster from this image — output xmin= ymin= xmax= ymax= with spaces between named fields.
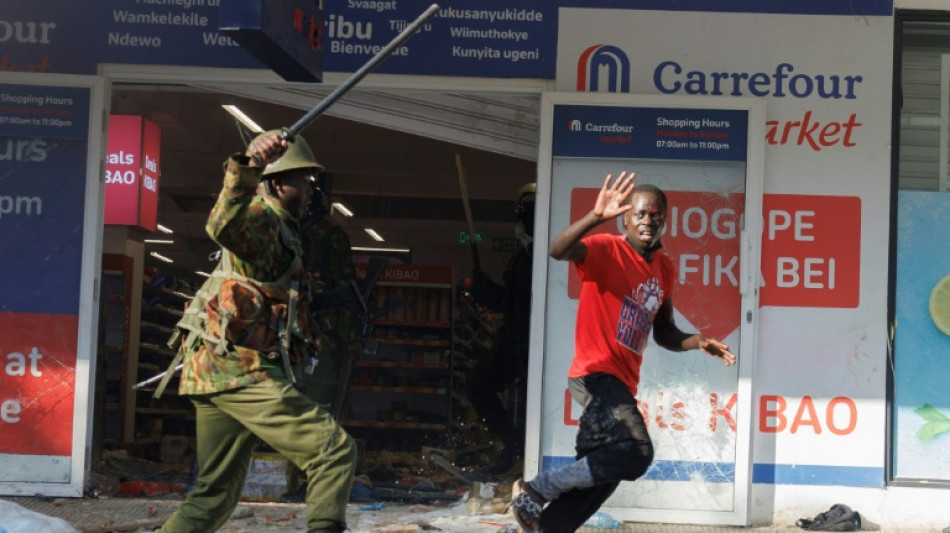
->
xmin=104 ymin=115 xmax=143 ymax=227
xmin=0 ymin=313 xmax=78 ymax=456
xmin=566 ymin=190 xmax=862 ymax=328
xmin=104 ymin=115 xmax=162 ymax=231
xmin=139 ymin=119 xmax=161 ymax=232
xmin=759 ymin=194 xmax=861 ymax=308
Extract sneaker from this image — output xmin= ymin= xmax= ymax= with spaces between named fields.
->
xmin=511 ymin=480 xmax=545 ymax=533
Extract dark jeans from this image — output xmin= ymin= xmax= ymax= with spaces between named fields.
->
xmin=538 ymin=373 xmax=654 ymax=533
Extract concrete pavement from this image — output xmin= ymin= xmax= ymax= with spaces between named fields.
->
xmin=1 ymin=495 xmax=945 ymax=533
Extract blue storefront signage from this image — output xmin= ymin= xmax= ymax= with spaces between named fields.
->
xmin=556 ymin=0 xmax=892 ymax=16
xmin=95 ymin=0 xmax=262 ymax=71
xmin=321 ymin=1 xmax=555 ymax=78
xmin=552 ymin=104 xmax=747 ymax=162
xmin=3 ymin=1 xmax=557 ymax=79
xmin=0 ymin=1 xmax=99 ymax=76
xmin=0 ymin=84 xmax=89 ymax=315
xmin=3 ymin=1 xmax=888 ymax=79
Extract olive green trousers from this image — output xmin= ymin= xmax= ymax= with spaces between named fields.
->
xmin=158 ymin=378 xmax=356 ymax=533
xmin=286 ymin=348 xmax=340 ymax=494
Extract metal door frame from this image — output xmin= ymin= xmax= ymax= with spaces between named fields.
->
xmin=524 ymin=91 xmax=765 ymax=526
xmin=0 ymin=71 xmax=108 ymax=497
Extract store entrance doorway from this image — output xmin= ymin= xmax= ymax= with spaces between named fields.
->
xmin=93 ymin=70 xmax=548 ymax=493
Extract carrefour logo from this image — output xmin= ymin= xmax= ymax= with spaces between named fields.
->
xmin=576 ymin=43 xmax=865 ymax=102
xmin=567 ymin=119 xmax=634 ymax=135
xmin=577 ymin=44 xmax=630 ymax=93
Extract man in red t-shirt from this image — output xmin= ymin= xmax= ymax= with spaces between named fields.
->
xmin=512 ymin=171 xmax=736 ymax=533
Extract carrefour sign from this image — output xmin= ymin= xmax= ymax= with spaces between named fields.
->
xmin=576 ymin=46 xmax=865 ymax=153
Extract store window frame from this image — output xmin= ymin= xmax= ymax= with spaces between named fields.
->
xmin=888 ymin=9 xmax=950 ymax=489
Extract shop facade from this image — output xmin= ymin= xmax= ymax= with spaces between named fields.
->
xmin=1 ymin=0 xmax=949 ymax=528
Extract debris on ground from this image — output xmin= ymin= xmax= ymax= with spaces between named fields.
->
xmin=84 ymin=471 xmax=121 ymax=498
xmin=230 ymin=506 xmax=254 ymax=519
xmin=118 ymin=480 xmax=185 ymax=498
xmin=89 ymin=449 xmax=191 ymax=501
xmin=584 ymin=511 xmax=621 ymax=529
xmin=0 ymin=499 xmax=79 ymax=533
xmin=360 ymin=502 xmax=387 ymax=511
xmin=372 ymin=523 xmax=441 ymax=533
xmin=796 ymin=504 xmax=862 ymax=531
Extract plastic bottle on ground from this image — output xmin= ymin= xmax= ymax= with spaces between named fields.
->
xmin=584 ymin=511 xmax=621 ymax=528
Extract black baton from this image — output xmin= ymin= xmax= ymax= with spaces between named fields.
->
xmin=281 ymin=3 xmax=440 ymax=140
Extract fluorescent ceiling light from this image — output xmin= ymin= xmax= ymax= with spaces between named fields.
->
xmin=364 ymin=228 xmax=384 ymax=242
xmin=150 ymin=251 xmax=174 ymax=263
xmin=331 ymin=202 xmax=354 ymax=217
xmin=156 ymin=224 xmax=174 ymax=234
xmin=195 ymin=271 xmax=211 ymax=278
xmin=222 ymin=104 xmax=264 ymax=133
xmin=144 ymin=239 xmax=174 ymax=244
xmin=352 ymin=246 xmax=410 ymax=254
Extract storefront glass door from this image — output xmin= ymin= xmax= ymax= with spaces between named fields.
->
xmin=525 ymin=92 xmax=764 ymax=525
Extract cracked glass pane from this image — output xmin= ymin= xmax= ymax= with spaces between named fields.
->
xmin=542 ymin=154 xmax=745 ymax=513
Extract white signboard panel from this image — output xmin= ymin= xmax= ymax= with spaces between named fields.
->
xmin=552 ymin=6 xmax=892 ymax=491
xmin=0 ymin=72 xmax=107 ymax=496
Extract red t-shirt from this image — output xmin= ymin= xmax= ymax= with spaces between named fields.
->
xmin=568 ymin=233 xmax=675 ymax=396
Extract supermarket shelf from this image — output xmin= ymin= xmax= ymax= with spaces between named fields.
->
xmin=371 ymin=337 xmax=450 ymax=348
xmin=349 ymin=385 xmax=447 ymax=395
xmin=374 ymin=319 xmax=451 ymax=329
xmin=342 ymin=420 xmax=446 ymax=430
xmin=356 ymin=361 xmax=448 ymax=370
xmin=137 ymin=407 xmax=192 ymax=418
xmin=143 ymin=282 xmax=193 ymax=302
xmin=141 ymin=321 xmax=175 ymax=336
xmin=142 ymin=303 xmax=184 ymax=320
xmin=140 ymin=342 xmax=178 ymax=359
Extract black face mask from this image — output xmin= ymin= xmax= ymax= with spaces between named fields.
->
xmin=303 ymin=180 xmax=328 ymax=221
xmin=515 ymin=195 xmax=535 ymax=236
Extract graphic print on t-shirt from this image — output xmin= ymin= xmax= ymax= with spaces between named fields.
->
xmin=617 ymin=276 xmax=664 ymax=354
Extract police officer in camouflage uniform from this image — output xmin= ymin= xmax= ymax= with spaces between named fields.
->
xmin=282 ymin=176 xmax=363 ymax=503
xmin=156 ymin=131 xmax=356 ymax=533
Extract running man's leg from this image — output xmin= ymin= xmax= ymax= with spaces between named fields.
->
xmin=523 ymin=374 xmax=652 ymax=531
xmin=537 ymin=482 xmax=620 ymax=533
xmin=572 ymin=374 xmax=653 ymax=484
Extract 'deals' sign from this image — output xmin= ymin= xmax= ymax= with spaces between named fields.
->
xmin=104 ymin=115 xmax=161 ymax=231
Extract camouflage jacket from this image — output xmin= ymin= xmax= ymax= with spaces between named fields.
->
xmin=174 ymin=155 xmax=314 ymax=395
xmin=301 ymin=214 xmax=360 ymax=351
